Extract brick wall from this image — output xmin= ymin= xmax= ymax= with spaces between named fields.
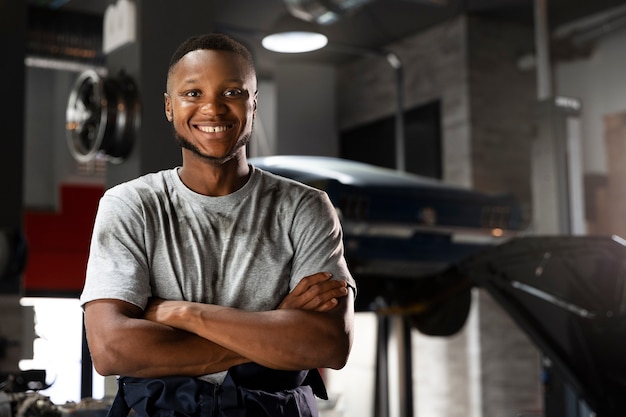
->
xmin=466 ymin=16 xmax=535 ymax=216
xmin=465 ymin=16 xmax=542 ymax=417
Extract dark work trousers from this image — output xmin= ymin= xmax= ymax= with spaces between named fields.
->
xmin=106 ymin=363 xmax=328 ymax=417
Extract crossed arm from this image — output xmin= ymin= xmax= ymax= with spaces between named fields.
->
xmin=83 ymin=272 xmax=354 ymax=378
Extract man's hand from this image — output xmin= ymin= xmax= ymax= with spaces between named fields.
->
xmin=278 ymin=272 xmax=348 ymax=312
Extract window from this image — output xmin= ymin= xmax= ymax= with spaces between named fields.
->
xmin=340 ymin=100 xmax=442 ymax=179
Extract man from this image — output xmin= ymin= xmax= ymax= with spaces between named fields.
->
xmin=80 ymin=33 xmax=356 ymax=417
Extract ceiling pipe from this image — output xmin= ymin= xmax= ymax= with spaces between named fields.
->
xmin=534 ymin=0 xmax=552 ymax=100
xmin=388 ymin=51 xmax=406 ymax=173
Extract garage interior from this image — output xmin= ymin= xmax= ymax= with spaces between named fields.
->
xmin=2 ymin=0 xmax=626 ymax=416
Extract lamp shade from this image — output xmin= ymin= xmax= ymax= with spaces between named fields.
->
xmin=262 ymin=14 xmax=328 ymax=53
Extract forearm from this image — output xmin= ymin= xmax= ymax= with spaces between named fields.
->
xmin=199 ymin=307 xmax=352 ymax=370
xmin=149 ymin=295 xmax=354 ymax=371
xmin=84 ymin=301 xmax=248 ymax=377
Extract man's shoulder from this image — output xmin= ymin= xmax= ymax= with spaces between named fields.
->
xmin=103 ymin=169 xmax=175 ymax=202
xmin=254 ymin=165 xmax=322 ymax=195
xmin=252 ymin=167 xmax=334 ymax=215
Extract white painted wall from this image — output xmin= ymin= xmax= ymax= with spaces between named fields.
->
xmin=555 ymin=24 xmax=626 ymax=175
xmin=24 ymin=67 xmax=83 ymax=210
xmin=275 ymin=63 xmax=338 ymax=157
xmin=249 ymin=78 xmax=277 ymax=158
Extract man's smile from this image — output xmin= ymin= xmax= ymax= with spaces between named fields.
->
xmin=196 ymin=124 xmax=233 ymax=133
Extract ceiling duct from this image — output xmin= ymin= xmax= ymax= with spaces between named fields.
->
xmin=554 ymin=3 xmax=626 ymax=45
xmin=283 ymin=0 xmax=448 ymax=25
xmin=283 ymin=0 xmax=374 ymax=25
xmin=552 ymin=3 xmax=626 ymax=60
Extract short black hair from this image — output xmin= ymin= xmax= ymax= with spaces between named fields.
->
xmin=168 ymin=33 xmax=255 ymax=77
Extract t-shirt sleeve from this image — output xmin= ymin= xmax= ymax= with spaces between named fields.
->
xmin=289 ymin=189 xmax=357 ymax=295
xmin=79 ymin=190 xmax=152 ymax=309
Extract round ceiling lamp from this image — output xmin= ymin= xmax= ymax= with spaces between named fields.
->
xmin=262 ymin=31 xmax=328 ymax=53
xmin=261 ymin=14 xmax=328 ymax=53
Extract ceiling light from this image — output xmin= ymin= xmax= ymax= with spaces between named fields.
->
xmin=262 ymin=31 xmax=328 ymax=53
xmin=262 ymin=14 xmax=328 ymax=53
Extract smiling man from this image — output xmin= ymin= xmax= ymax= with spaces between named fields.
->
xmin=80 ymin=33 xmax=356 ymax=417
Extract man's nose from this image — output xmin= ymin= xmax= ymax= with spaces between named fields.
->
xmin=200 ymin=97 xmax=226 ymax=114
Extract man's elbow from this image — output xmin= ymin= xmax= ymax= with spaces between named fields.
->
xmin=325 ymin=331 xmax=353 ymax=370
xmin=89 ymin=344 xmax=121 ymax=376
xmin=326 ymin=307 xmax=354 ymax=369
xmin=87 ymin=332 xmax=135 ymax=376
xmin=327 ymin=355 xmax=349 ymax=370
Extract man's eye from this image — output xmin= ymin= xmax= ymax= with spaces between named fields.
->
xmin=184 ymin=91 xmax=201 ymax=97
xmin=224 ymin=88 xmax=243 ymax=97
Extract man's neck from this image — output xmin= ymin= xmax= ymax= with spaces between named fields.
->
xmin=178 ymin=155 xmax=251 ymax=197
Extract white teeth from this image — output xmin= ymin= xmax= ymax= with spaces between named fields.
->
xmin=198 ymin=125 xmax=229 ymax=133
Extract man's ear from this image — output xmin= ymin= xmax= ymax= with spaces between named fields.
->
xmin=164 ymin=93 xmax=173 ymax=122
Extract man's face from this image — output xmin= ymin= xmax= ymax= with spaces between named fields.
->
xmin=164 ymin=49 xmax=257 ymax=164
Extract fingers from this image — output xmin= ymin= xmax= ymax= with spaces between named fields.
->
xmin=289 ymin=272 xmax=333 ymax=296
xmin=279 ymin=272 xmax=349 ymax=312
xmin=302 ymin=281 xmax=348 ymax=311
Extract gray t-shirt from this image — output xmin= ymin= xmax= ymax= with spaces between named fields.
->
xmin=81 ymin=165 xmax=354 ymax=310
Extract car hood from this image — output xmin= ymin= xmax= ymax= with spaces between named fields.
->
xmin=458 ymin=235 xmax=626 ymax=416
